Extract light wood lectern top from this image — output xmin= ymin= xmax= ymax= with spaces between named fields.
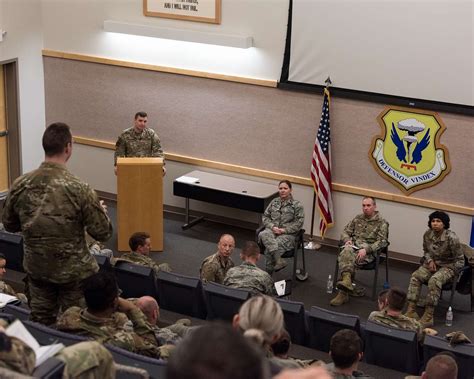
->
xmin=116 ymin=157 xmax=163 ymax=252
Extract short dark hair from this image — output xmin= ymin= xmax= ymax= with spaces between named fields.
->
xmin=241 ymin=241 xmax=260 ymax=259
xmin=82 ymin=272 xmax=118 ymax=312
xmin=42 ymin=122 xmax=72 ymax=156
xmin=0 ymin=253 xmax=6 ymax=260
xmin=363 ymin=196 xmax=376 ymax=205
xmin=387 ymin=287 xmax=407 ymax=311
xmin=428 ymin=211 xmax=450 ymax=229
xmin=270 ymin=329 xmax=291 ymax=356
xmin=278 ymin=180 xmax=292 ymax=189
xmin=134 ymin=111 xmax=147 ymax=119
xmin=425 ymin=353 xmax=458 ymax=379
xmin=167 ymin=322 xmax=268 ymax=379
xmin=330 ymin=329 xmax=363 ymax=369
xmin=129 ymin=232 xmax=150 ymax=251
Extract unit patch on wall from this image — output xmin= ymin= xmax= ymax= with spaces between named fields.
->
xmin=144 ymin=0 xmax=221 ymax=24
xmin=369 ymin=106 xmax=451 ymax=195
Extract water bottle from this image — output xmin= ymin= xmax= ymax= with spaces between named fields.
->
xmin=445 ymin=306 xmax=453 ymax=327
xmin=383 ymin=281 xmax=390 ymax=290
xmin=326 ymin=275 xmax=333 ymax=293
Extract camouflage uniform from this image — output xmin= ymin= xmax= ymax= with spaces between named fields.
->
xmin=259 ymin=196 xmax=305 ymax=272
xmin=338 ymin=212 xmax=389 ymax=275
xmin=2 ymin=162 xmax=113 ymax=325
xmin=113 ymin=252 xmax=171 ymax=275
xmin=0 ymin=281 xmax=28 ymax=303
xmin=114 ymin=127 xmax=164 ymax=165
xmin=325 ymin=362 xmax=373 ymax=378
xmin=200 ymin=252 xmax=234 ymax=284
xmin=407 ymin=229 xmax=463 ymax=307
xmin=368 ymin=310 xmax=423 ymax=340
xmin=0 ymin=335 xmax=36 ymax=375
xmin=224 ymin=262 xmax=276 ymax=296
xmin=57 ymin=306 xmax=163 ymax=358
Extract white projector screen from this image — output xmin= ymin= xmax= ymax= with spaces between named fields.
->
xmin=285 ymin=0 xmax=473 ymax=108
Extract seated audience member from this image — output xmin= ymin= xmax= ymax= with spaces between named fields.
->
xmin=369 ymin=287 xmax=424 ymax=340
xmin=326 ymin=329 xmax=373 ymax=379
xmin=134 ymin=296 xmax=190 ymax=345
xmin=0 ymin=328 xmax=115 ymax=378
xmin=224 ymin=241 xmax=276 ymax=296
xmin=232 ymin=295 xmax=284 ymax=376
xmin=271 ymin=329 xmax=319 ymax=369
xmin=114 ymin=232 xmax=171 ymax=274
xmin=259 ymin=180 xmax=305 ymax=275
xmin=377 ymin=289 xmax=389 ymax=311
xmin=406 ymin=211 xmax=463 ymax=327
xmin=414 ymin=353 xmax=458 ymax=379
xmin=86 ymin=232 xmax=114 ymax=259
xmin=57 ymin=272 xmax=165 ymax=358
xmin=330 ymin=196 xmax=389 ymax=306
xmin=0 ymin=253 xmax=27 ymax=302
xmin=200 ymin=234 xmax=235 ymax=284
xmin=167 ymin=322 xmax=270 ymax=379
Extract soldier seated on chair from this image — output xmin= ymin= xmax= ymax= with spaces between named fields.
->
xmin=369 ymin=287 xmax=425 ymax=341
xmin=405 ymin=211 xmax=463 ymax=328
xmin=113 ymin=232 xmax=171 ymax=275
xmin=200 ymin=234 xmax=236 ymax=284
xmin=330 ymin=197 xmax=389 ymax=306
xmin=0 ymin=253 xmax=28 ymax=303
xmin=258 ymin=180 xmax=305 ymax=275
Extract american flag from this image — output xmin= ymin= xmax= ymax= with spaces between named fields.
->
xmin=310 ymin=88 xmax=334 ymax=237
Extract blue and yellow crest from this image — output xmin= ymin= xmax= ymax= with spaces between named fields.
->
xmin=369 ymin=106 xmax=451 ymax=195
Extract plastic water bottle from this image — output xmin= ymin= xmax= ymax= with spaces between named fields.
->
xmin=445 ymin=306 xmax=453 ymax=326
xmin=326 ymin=275 xmax=334 ymax=293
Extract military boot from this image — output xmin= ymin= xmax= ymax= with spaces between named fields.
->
xmin=420 ymin=306 xmax=435 ymax=327
xmin=274 ymin=257 xmax=288 ymax=272
xmin=405 ymin=301 xmax=420 ymax=320
xmin=336 ymin=272 xmax=353 ymax=293
xmin=330 ymin=291 xmax=349 ymax=306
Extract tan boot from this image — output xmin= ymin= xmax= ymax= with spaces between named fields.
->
xmin=336 ymin=272 xmax=353 ymax=293
xmin=420 ymin=306 xmax=435 ymax=327
xmin=330 ymin=291 xmax=349 ymax=306
xmin=405 ymin=301 xmax=420 ymax=320
xmin=274 ymin=257 xmax=288 ymax=272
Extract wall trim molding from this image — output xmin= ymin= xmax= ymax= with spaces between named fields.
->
xmin=42 ymin=49 xmax=277 ymax=88
xmin=78 ymin=136 xmax=473 ymax=215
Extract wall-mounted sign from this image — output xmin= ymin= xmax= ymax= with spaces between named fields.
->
xmin=144 ymin=0 xmax=221 ymax=24
xmin=369 ymin=106 xmax=451 ymax=195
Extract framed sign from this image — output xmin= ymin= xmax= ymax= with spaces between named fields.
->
xmin=144 ymin=0 xmax=221 ymax=24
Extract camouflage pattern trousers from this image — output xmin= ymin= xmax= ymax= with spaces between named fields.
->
xmin=259 ymin=228 xmax=296 ymax=272
xmin=407 ymin=266 xmax=455 ymax=307
xmin=27 ymin=276 xmax=86 ymax=326
xmin=337 ymin=246 xmax=375 ymax=276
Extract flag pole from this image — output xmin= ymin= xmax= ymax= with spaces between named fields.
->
xmin=305 ymin=76 xmax=332 ymax=250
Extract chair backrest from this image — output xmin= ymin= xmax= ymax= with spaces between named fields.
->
xmin=364 ymin=320 xmax=420 ymax=374
xmin=0 ymin=230 xmax=24 ymax=272
xmin=93 ymin=254 xmax=113 ymax=272
xmin=23 ymin=320 xmax=89 ymax=346
xmin=156 ymin=271 xmax=207 ymax=319
xmin=275 ymin=298 xmax=307 ymax=346
xmin=203 ymin=282 xmax=251 ymax=321
xmin=114 ymin=261 xmax=158 ymax=299
xmin=32 ymin=357 xmax=65 ymax=379
xmin=105 ymin=344 xmax=167 ymax=379
xmin=3 ymin=303 xmax=31 ymax=320
xmin=423 ymin=335 xmax=474 ymax=379
xmin=307 ymin=306 xmax=360 ymax=352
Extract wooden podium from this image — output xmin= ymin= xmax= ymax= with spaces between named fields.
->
xmin=117 ymin=157 xmax=163 ymax=252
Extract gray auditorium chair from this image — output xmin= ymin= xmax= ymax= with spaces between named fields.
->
xmin=275 ymin=297 xmax=307 ymax=346
xmin=203 ymin=282 xmax=251 ymax=321
xmin=114 ymin=261 xmax=159 ymax=299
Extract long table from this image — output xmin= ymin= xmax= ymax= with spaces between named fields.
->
xmin=173 ymin=170 xmax=278 ymax=230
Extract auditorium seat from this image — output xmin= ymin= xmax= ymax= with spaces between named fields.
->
xmin=275 ymin=297 xmax=307 ymax=346
xmin=3 ymin=303 xmax=31 ymax=320
xmin=307 ymin=306 xmax=360 ymax=352
xmin=0 ymin=230 xmax=25 ymax=272
xmin=203 ymin=282 xmax=251 ymax=321
xmin=23 ymin=320 xmax=88 ymax=346
xmin=156 ymin=271 xmax=207 ymax=319
xmin=114 ymin=261 xmax=158 ymax=299
xmin=364 ymin=320 xmax=420 ymax=375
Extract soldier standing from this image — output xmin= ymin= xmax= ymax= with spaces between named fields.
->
xmin=330 ymin=197 xmax=389 ymax=306
xmin=2 ymin=122 xmax=112 ymax=325
xmin=200 ymin=234 xmax=236 ymax=284
xmin=114 ymin=111 xmax=165 ymax=174
xmin=259 ymin=180 xmax=304 ymax=275
xmin=405 ymin=211 xmax=463 ymax=327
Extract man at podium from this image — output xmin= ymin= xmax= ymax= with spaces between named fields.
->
xmin=114 ymin=111 xmax=165 ymax=175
